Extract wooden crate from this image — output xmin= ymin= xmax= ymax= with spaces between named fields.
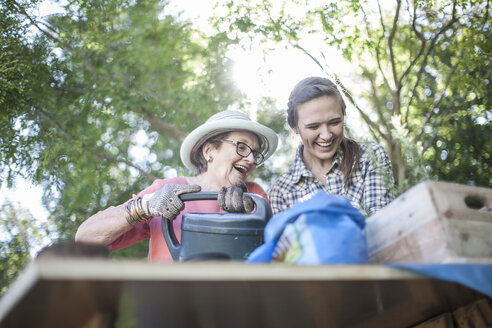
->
xmin=366 ymin=181 xmax=492 ymax=263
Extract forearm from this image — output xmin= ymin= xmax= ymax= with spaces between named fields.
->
xmin=75 ymin=204 xmax=134 ymax=247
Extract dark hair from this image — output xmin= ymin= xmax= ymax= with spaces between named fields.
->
xmin=190 ymin=130 xmax=264 ymax=174
xmin=287 ymin=77 xmax=361 ymax=185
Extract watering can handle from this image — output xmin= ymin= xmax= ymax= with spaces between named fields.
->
xmin=162 ymin=191 xmax=272 ymax=261
xmin=179 ymin=191 xmax=272 ymax=220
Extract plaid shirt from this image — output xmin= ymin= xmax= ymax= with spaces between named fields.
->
xmin=269 ymin=142 xmax=394 ymax=217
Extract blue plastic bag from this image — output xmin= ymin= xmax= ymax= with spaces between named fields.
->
xmin=247 ymin=190 xmax=369 ymax=264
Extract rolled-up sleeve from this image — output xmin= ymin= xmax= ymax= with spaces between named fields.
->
xmin=363 ymin=143 xmax=394 ymax=216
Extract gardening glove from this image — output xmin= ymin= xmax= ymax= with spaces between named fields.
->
xmin=141 ymin=184 xmax=201 ymax=220
xmin=218 ymin=180 xmax=254 ymax=213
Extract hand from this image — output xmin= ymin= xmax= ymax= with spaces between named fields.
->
xmin=218 ymin=180 xmax=254 ymax=213
xmin=142 ymin=184 xmax=201 ymax=220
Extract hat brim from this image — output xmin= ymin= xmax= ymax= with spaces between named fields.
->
xmin=180 ymin=119 xmax=278 ymax=172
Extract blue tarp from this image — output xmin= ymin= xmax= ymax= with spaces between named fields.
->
xmin=390 ymin=263 xmax=492 ymax=298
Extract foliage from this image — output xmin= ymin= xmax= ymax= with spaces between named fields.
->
xmin=0 ymin=200 xmax=52 ymax=296
xmin=215 ymin=0 xmax=492 ymax=193
xmin=1 ymin=0 xmax=44 ymax=185
xmin=0 ymin=0 xmax=249 ymax=293
xmin=388 ymin=115 xmax=435 ymax=194
xmin=250 ymin=98 xmax=293 ymax=188
xmin=1 ymin=0 xmax=242 ymax=246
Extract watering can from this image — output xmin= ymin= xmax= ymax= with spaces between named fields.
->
xmin=162 ymin=191 xmax=272 ymax=261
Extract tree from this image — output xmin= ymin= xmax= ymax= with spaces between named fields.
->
xmin=1 ymin=0 xmax=242 ymax=251
xmin=0 ymin=200 xmax=51 ymax=295
xmin=1 ymin=0 xmax=45 ymax=185
xmin=215 ymin=0 xmax=491 ymax=192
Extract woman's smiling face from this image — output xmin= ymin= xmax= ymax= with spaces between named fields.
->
xmin=294 ymin=95 xmax=344 ymax=170
xmin=204 ymin=130 xmax=260 ymax=186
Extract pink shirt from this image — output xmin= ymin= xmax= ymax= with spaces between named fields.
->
xmin=111 ymin=177 xmax=268 ymax=262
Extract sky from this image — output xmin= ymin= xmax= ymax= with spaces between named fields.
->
xmin=1 ymin=0 xmax=353 ymax=230
xmin=165 ymin=0 xmax=355 ymax=109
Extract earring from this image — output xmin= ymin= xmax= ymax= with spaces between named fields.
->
xmin=207 ymin=155 xmax=213 ymax=162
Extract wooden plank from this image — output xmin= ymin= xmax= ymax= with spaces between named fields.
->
xmin=0 ymin=260 xmax=488 ymax=328
xmin=14 ymin=259 xmax=425 ymax=282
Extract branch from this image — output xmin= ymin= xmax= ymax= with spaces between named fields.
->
xmin=315 ymin=48 xmax=388 ymax=142
xmin=421 ymin=96 xmax=458 ymax=149
xmin=55 ymin=86 xmax=88 ymax=94
xmin=35 ymin=107 xmax=156 ymax=181
xmin=139 ymin=108 xmax=187 ymax=142
xmin=293 ymin=44 xmax=331 ymax=76
xmin=362 ymin=67 xmax=392 ymax=139
xmin=36 ymin=18 xmax=62 ymax=37
xmin=13 ymin=0 xmax=97 ymax=75
xmin=406 ymin=1 xmax=458 ymax=120
xmin=362 ymin=2 xmax=392 ymax=92
xmin=387 ymin=0 xmax=402 ymax=90
xmin=35 ymin=106 xmax=68 ymax=135
xmin=91 ymin=151 xmax=157 ymax=181
xmin=403 ymin=1 xmax=428 ymax=124
xmin=485 ymin=0 xmax=490 ymax=25
xmin=262 ymin=0 xmax=292 ymax=43
xmin=413 ymin=51 xmax=461 ymax=144
xmin=399 ymin=3 xmax=427 ymax=93
xmin=332 ymin=74 xmax=388 ymax=142
xmin=409 ymin=0 xmax=426 ymax=43
xmin=376 ymin=0 xmax=387 ymax=35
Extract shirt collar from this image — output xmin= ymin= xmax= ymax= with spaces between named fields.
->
xmin=332 ymin=147 xmax=343 ymax=169
xmin=289 ymin=144 xmax=344 ymax=184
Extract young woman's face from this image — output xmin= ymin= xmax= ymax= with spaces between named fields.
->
xmin=294 ymin=95 xmax=344 ymax=168
xmin=205 ymin=131 xmax=260 ymax=186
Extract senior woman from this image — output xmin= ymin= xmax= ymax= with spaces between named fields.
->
xmin=75 ymin=110 xmax=278 ymax=261
xmin=269 ymin=77 xmax=394 ymax=217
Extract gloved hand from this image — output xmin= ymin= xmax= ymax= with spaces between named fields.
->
xmin=142 ymin=184 xmax=201 ymax=220
xmin=218 ymin=180 xmax=254 ymax=213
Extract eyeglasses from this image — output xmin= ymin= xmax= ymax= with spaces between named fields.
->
xmin=220 ymin=139 xmax=264 ymax=165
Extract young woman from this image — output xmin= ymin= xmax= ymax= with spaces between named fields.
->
xmin=269 ymin=77 xmax=394 ymax=217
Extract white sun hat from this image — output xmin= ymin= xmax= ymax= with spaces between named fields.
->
xmin=180 ymin=110 xmax=279 ymax=172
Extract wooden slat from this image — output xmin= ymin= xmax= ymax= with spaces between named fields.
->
xmin=366 ymin=181 xmax=492 ymax=263
xmin=0 ymin=260 xmax=488 ymax=328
